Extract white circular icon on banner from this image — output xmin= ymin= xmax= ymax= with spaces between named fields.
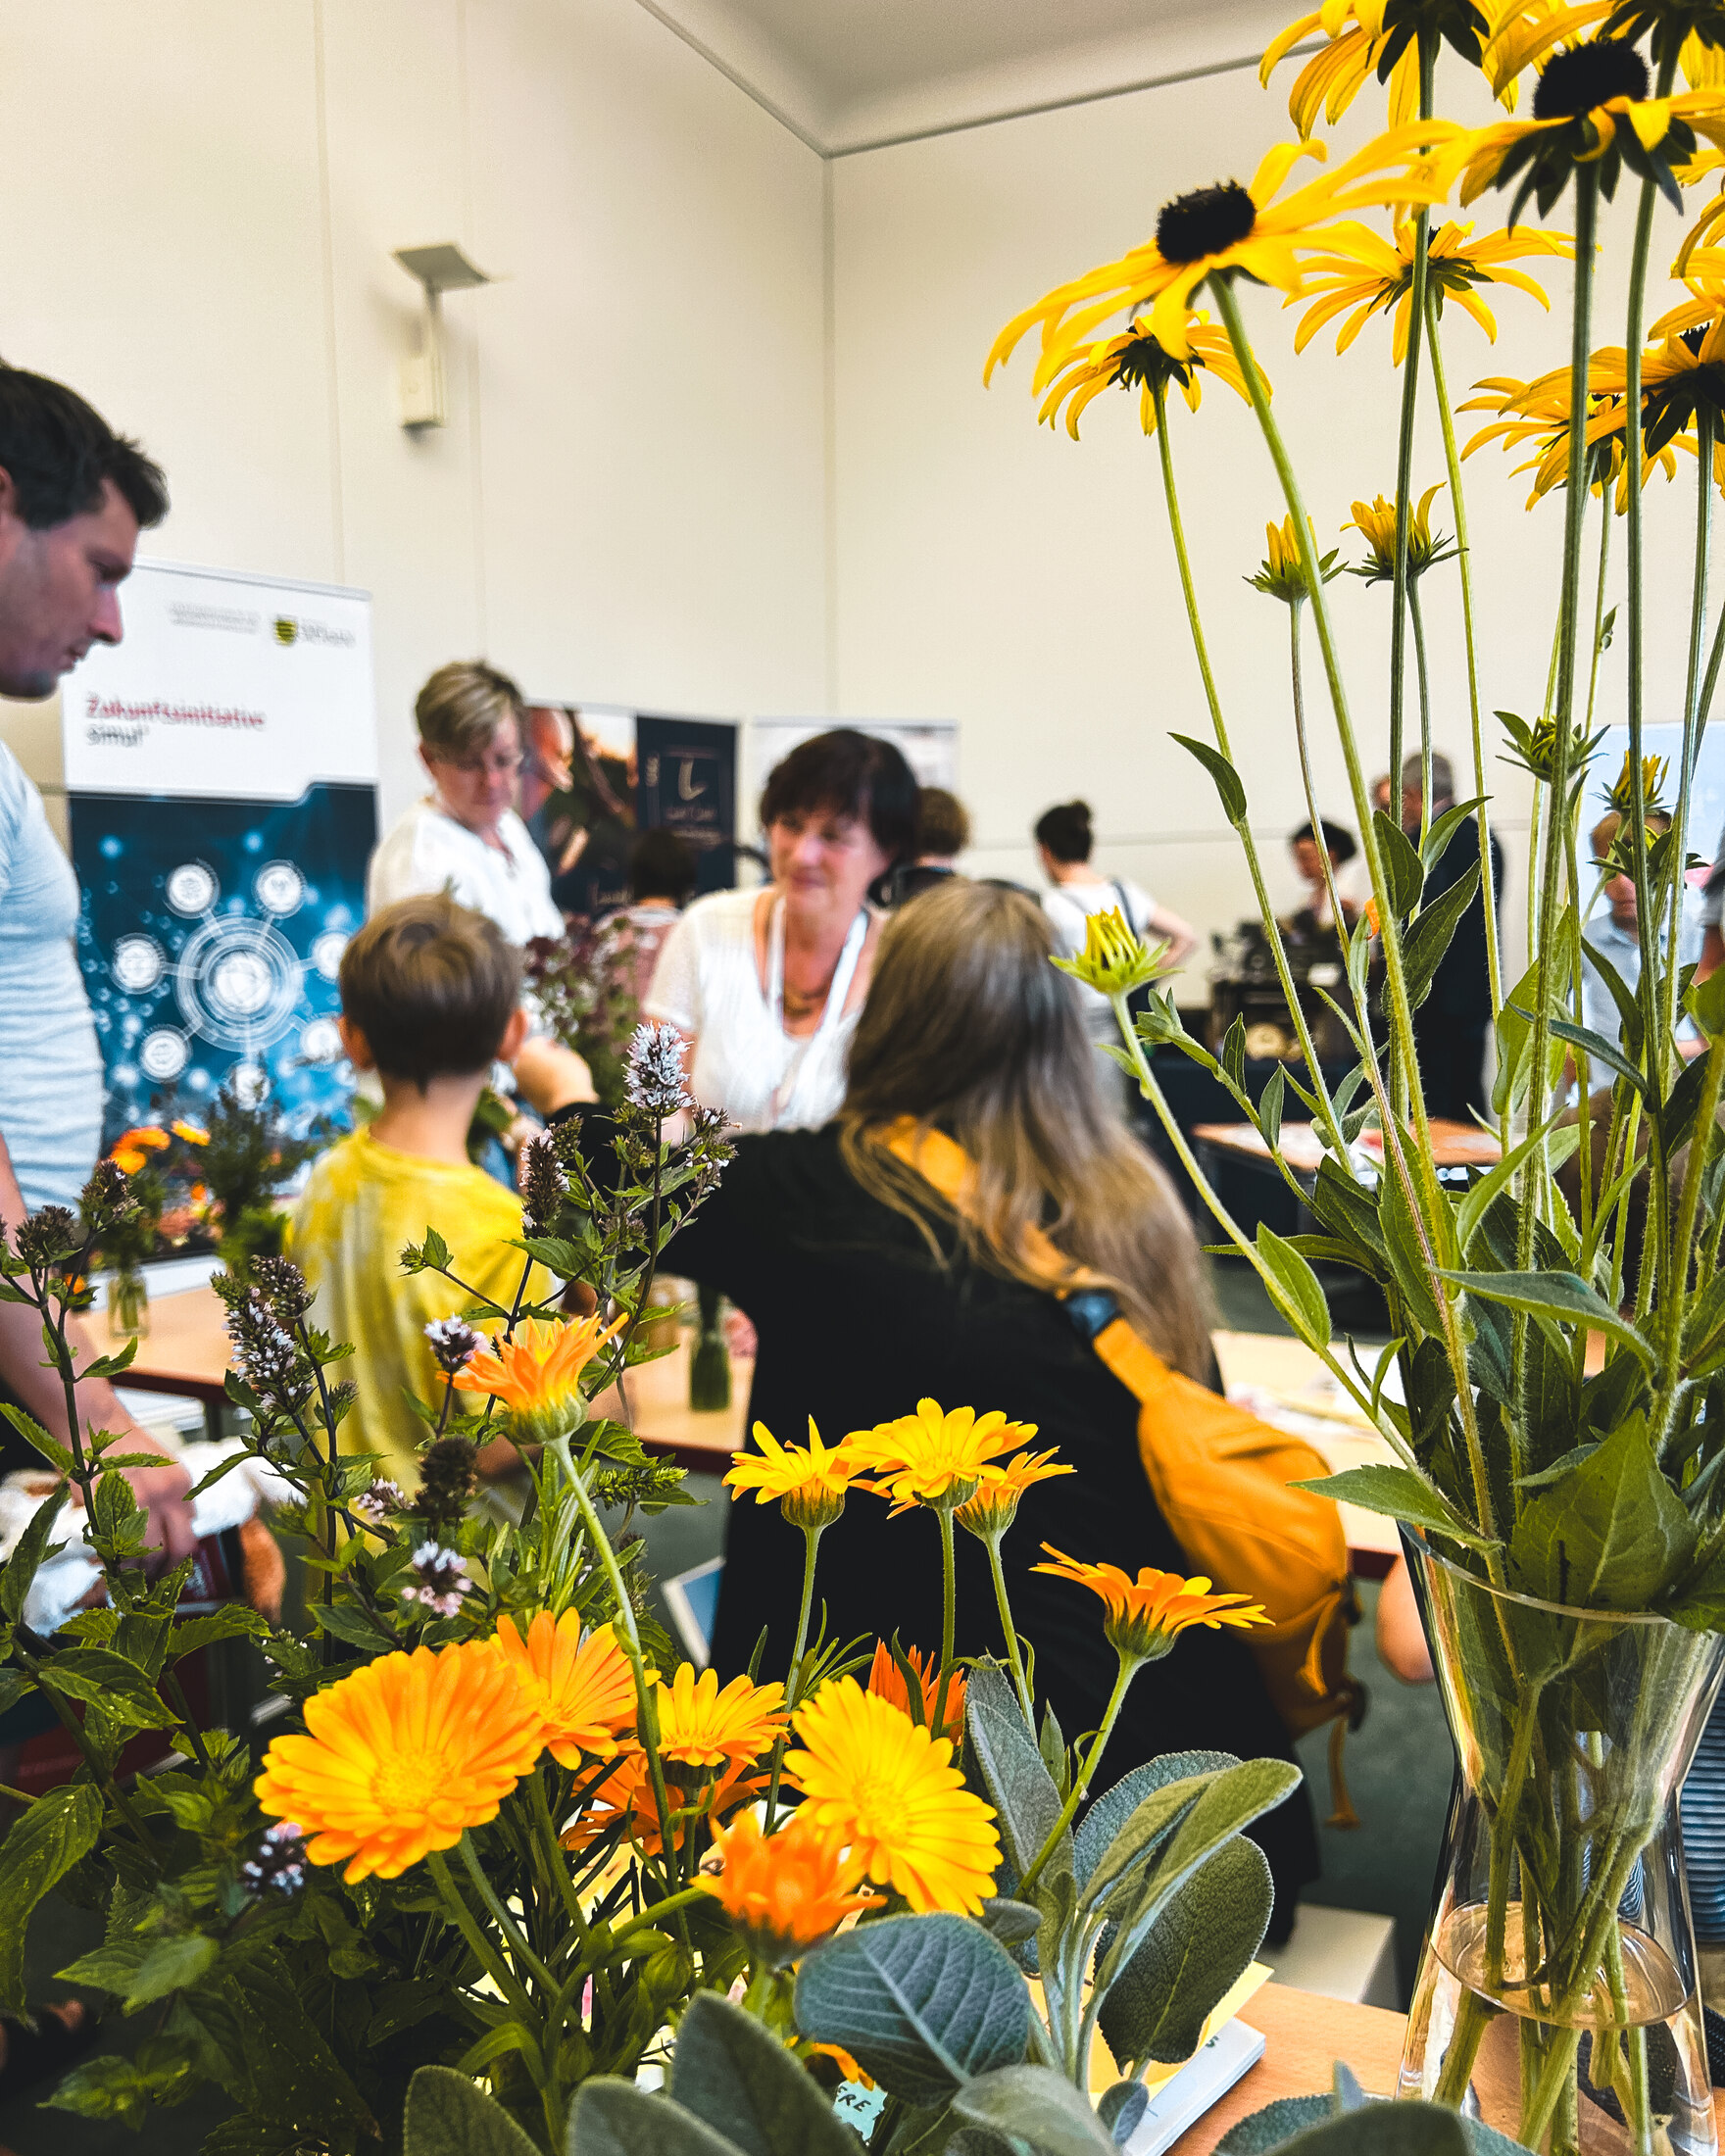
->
xmin=254 ymin=861 xmax=305 ymax=916
xmin=229 ymin=1062 xmax=269 ymax=1106
xmin=112 ymin=935 xmax=167 ymax=994
xmin=174 ymin=916 xmax=302 ymax=1051
xmin=139 ymin=1028 xmax=190 ymax=1081
xmin=311 ymin=931 xmax=348 ymax=982
xmin=165 ymin=861 xmax=219 ymax=917
xmin=299 ymin=1017 xmax=342 ymax=1065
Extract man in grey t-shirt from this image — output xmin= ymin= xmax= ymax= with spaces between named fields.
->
xmin=0 ymin=362 xmax=192 ymax=1564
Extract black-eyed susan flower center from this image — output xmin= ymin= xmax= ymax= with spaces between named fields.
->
xmin=1156 ymin=182 xmax=1257 ymax=266
xmin=1532 ymin=38 xmax=1649 ymax=121
xmin=1109 ymin=329 xmax=1190 ymax=394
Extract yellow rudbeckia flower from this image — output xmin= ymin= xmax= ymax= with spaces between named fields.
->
xmin=1292 ymin=218 xmax=1571 ymax=363
xmin=985 ymin=123 xmax=1458 ymax=390
xmin=1248 ymin=514 xmax=1345 ymax=606
xmin=1050 ymin=905 xmax=1167 ymax=998
xmin=1460 ymin=369 xmax=1682 ymax=507
xmin=1033 ymin=314 xmax=1257 ymax=439
xmin=1346 ymin=483 xmax=1459 ymax=582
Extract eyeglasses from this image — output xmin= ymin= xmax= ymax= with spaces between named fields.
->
xmin=441 ymin=751 xmax=523 ymax=778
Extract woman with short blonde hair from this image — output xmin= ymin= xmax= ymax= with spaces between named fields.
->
xmin=663 ymin=878 xmax=1316 ymax=1933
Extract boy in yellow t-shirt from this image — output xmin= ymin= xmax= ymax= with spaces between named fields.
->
xmin=291 ymin=894 xmax=556 ymax=1492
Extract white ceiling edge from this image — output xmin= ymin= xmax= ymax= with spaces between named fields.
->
xmin=634 ymin=0 xmax=1303 ymax=158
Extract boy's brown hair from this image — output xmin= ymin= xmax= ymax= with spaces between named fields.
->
xmin=341 ymin=895 xmax=520 ymax=1089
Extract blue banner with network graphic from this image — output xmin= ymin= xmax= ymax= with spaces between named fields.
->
xmin=71 ymin=784 xmax=375 ymax=1143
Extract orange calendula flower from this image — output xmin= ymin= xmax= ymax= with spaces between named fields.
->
xmin=954 ymin=1447 xmax=1074 ymax=1541
xmin=650 ymin=1663 xmax=788 ymax=1769
xmin=784 ymin=1678 xmax=1000 ymax=1916
xmin=1033 ymin=1546 xmax=1269 ymax=1665
xmin=254 ymin=1640 xmax=545 ymax=1882
xmin=865 ymin=1641 xmax=966 ymax=1743
xmin=561 ymin=1750 xmax=766 ymax=1858
xmin=492 ymin=1610 xmax=636 ymax=1768
xmin=110 ymin=1126 xmax=171 ymax=1174
xmin=849 ymin=1397 xmax=1039 ymax=1512
xmin=725 ymin=1417 xmax=856 ymax=1534
xmin=462 ymin=1311 xmax=626 ymax=1443
xmin=701 ymin=1809 xmax=881 ymax=1968
xmin=171 ymin=1120 xmax=210 ymax=1146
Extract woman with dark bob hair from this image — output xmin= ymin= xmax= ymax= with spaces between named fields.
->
xmin=644 ymin=728 xmax=916 ymax=1130
xmin=662 ymin=878 xmax=1318 ymax=1932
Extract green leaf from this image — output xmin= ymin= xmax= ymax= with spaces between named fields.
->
xmin=0 ymin=1402 xmax=74 ymax=1475
xmin=1403 ymin=863 xmax=1480 ymax=1012
xmin=570 ymin=2081 xmax=743 ymax=2156
xmin=952 ymin=2066 xmax=1115 ymax=2155
xmin=667 ymin=1992 xmax=857 ymax=2156
xmin=123 ymin=1933 xmax=218 ymax=2010
xmin=170 ymin=1605 xmax=271 ymax=1658
xmin=36 ymin=1646 xmax=173 ymax=1730
xmin=1586 ymin=936 xmax=1645 ymax=1060
xmin=1379 ymin=1166 xmax=1445 ymax=1337
xmin=1073 ymin=1752 xmax=1236 ymax=1892
xmin=1292 ymin=1466 xmax=1500 ymax=1554
xmin=1688 ymin=961 xmax=1725 ymax=1041
xmin=1221 ymin=2100 xmax=1473 ymax=2156
xmin=1509 ymin=1419 xmax=1697 ymax=1611
xmin=1257 ymin=1064 xmax=1286 ymax=1152
xmin=220 ymin=1946 xmax=373 ymax=2135
xmin=0 ymin=1782 xmax=102 ymax=2010
xmin=1668 ymin=1540 xmax=1725 ymax=1631
xmin=1098 ymin=1759 xmax=1302 ymax=1993
xmin=1098 ymin=1836 xmax=1273 ymax=2072
xmin=793 ymin=1913 xmax=1030 ymax=2107
xmin=1171 ymin=734 xmax=1247 ymax=826
xmin=1257 ymin=1224 xmax=1331 ymax=1348
xmin=311 ymin=1603 xmax=395 ymax=1655
xmin=1546 ymin=1013 xmax=1646 ymax=1101
xmin=403 ymin=2064 xmax=542 ymax=2156
xmin=1456 ymin=1115 xmax=1580 ymax=1255
xmin=964 ymin=1660 xmax=1069 ymax=1886
xmin=1440 ymin=1269 xmax=1654 ymax=1372
xmin=1419 ymin=798 xmax=1487 ymax=872
xmin=1081 ymin=1775 xmax=1211 ymax=1915
xmin=1373 ymin=811 xmax=1424 ymax=918
xmin=0 ymin=1484 xmax=68 ymax=1624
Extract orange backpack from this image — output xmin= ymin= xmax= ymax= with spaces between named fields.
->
xmin=880 ymin=1119 xmax=1363 ymax=1824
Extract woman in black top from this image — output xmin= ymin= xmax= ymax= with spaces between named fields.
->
xmin=663 ymin=878 xmax=1319 ymax=1930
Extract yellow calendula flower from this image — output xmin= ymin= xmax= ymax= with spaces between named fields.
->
xmin=1247 ymin=514 xmax=1344 ymax=606
xmin=849 ymin=1397 xmax=1039 ymax=1513
xmin=783 ymin=1677 xmax=1001 ymax=1916
xmin=725 ymin=1417 xmax=857 ymax=1534
xmin=1260 ymin=0 xmax=1608 ymax=138
xmin=1455 ymin=35 xmax=1725 ymax=218
xmin=491 ymin=1609 xmax=636 ymax=1769
xmin=461 ymin=1310 xmax=626 ymax=1443
xmin=649 ymin=1663 xmax=789 ymax=1769
xmin=1292 ymin=219 xmax=1571 ymax=364
xmin=1034 ymin=314 xmax=1257 ymax=440
xmin=1050 ymin=906 xmax=1166 ymax=999
xmin=1346 ymin=483 xmax=1458 ymax=582
xmin=1033 ymin=1545 xmax=1270 ymax=1666
xmin=953 ymin=1447 xmax=1074 ymax=1542
xmin=254 ymin=1640 xmax=546 ymax=1882
xmin=702 ymin=1809 xmax=881 ymax=1969
xmin=985 ymin=124 xmax=1457 ymax=389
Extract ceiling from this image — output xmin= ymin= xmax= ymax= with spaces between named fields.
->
xmin=637 ymin=0 xmax=1293 ymax=154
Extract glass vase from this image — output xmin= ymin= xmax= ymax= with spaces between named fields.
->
xmin=108 ymin=1264 xmax=150 ymax=1341
xmin=688 ymin=1282 xmax=731 ymax=1412
xmin=1400 ymin=1535 xmax=1725 ymax=2156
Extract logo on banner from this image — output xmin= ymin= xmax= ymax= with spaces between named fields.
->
xmin=273 ymin=617 xmax=299 ymax=647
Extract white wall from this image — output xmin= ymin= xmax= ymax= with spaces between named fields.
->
xmin=827 ymin=55 xmax=1702 ymax=995
xmin=0 ymin=0 xmax=829 ymax=828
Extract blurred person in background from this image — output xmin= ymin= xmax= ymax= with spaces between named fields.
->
xmin=1035 ymin=799 xmax=1195 ymax=1102
xmin=1400 ymin=750 xmax=1502 ymax=1123
xmin=663 ymin=878 xmax=1318 ymax=1935
xmin=368 ymin=662 xmax=591 ymax=1118
xmin=518 ymin=704 xmax=574 ymax=862
xmin=1281 ymin=817 xmax=1359 ymax=949
xmin=645 ymin=729 xmax=916 ymax=1132
xmin=605 ymin=826 xmax=697 ymax=1013
xmin=893 ymin=784 xmax=969 ymax=906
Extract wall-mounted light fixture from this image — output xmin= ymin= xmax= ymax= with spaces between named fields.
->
xmin=391 ymin=242 xmax=495 ymax=430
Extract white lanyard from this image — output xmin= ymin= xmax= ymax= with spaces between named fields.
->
xmin=764 ymin=898 xmax=867 ymax=1122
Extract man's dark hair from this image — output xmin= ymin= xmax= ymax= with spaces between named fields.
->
xmin=0 ymin=363 xmax=168 ymax=530
xmin=630 ymin=826 xmax=696 ymax=903
xmin=915 ymin=786 xmax=970 ymax=858
xmin=1292 ymin=817 xmax=1357 ymax=865
xmin=759 ymin=728 xmax=918 ymax=865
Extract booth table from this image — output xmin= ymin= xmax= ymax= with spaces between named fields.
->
xmin=106 ymin=1287 xmax=1403 ymax=1568
xmin=1165 ymin=1984 xmax=1404 ymax=2156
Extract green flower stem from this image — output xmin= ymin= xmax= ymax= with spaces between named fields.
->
xmin=764 ymin=1521 xmax=824 ymax=1829
xmin=1107 ymin=989 xmax=1423 ymax=1458
xmin=458 ymin=1829 xmax=559 ymax=1998
xmin=1407 ymin=578 xmax=1433 ymax=856
xmin=1662 ymin=399 xmax=1715 ymax=1082
xmin=1584 ymin=487 xmax=1613 ymax=740
xmin=428 ymin=1845 xmax=537 ymax=2019
xmin=606 ymin=1883 xmax=709 ymax=1944
xmin=1656 ymin=1023 xmax=1725 ymax=1449
xmin=1151 ymin=374 xmax=1347 ymax=1154
xmin=983 ymin=1530 xmax=1035 ymax=1725
xmin=1210 ymin=269 xmax=1501 ymax=1555
xmin=931 ymin=1505 xmax=960 ymax=1743
xmin=551 ymin=1430 xmax=690 ymax=1942
xmin=1697 ymin=589 xmax=1725 ymax=737
xmin=528 ymin=1769 xmax=589 ymax=1938
xmin=1388 ymin=37 xmax=1438 ymax=819
xmin=1017 ymin=1650 xmax=1141 ymax=1899
xmin=1423 ymin=283 xmax=1503 ymax=1030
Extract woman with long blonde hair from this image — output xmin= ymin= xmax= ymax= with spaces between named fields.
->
xmin=663 ymin=878 xmax=1316 ymax=1929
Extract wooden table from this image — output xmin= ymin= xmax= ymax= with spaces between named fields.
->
xmin=1193 ymin=1119 xmax=1502 ymax=1176
xmin=1166 ymin=1984 xmax=1405 ymax=2156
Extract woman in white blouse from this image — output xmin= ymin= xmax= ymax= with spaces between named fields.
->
xmin=368 ymin=660 xmax=589 ymax=1113
xmin=646 ymin=730 xmax=917 ymax=1132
